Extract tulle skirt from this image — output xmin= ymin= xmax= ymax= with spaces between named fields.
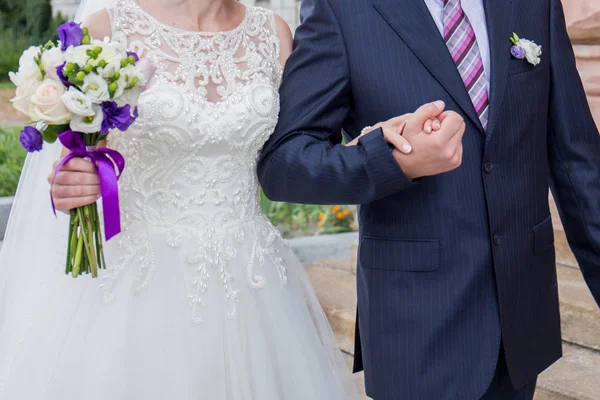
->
xmin=0 ymin=153 xmax=359 ymax=400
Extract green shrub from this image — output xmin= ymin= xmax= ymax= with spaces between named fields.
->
xmin=0 ymin=29 xmax=33 ymax=81
xmin=259 ymin=191 xmax=358 ymax=237
xmin=0 ymin=0 xmax=66 ymax=81
xmin=0 ymin=126 xmax=26 ymax=197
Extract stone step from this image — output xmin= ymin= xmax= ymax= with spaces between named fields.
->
xmin=307 ymin=258 xmax=600 ymax=400
xmin=557 ymin=264 xmax=600 ymax=351
xmin=536 ymin=343 xmax=600 ymax=400
xmin=305 ymin=262 xmax=357 ymax=356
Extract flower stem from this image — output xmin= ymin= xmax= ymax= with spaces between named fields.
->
xmin=72 ymin=230 xmax=84 ymax=277
xmin=66 ymin=210 xmax=76 ymax=274
xmin=77 ymin=207 xmax=97 ymax=277
xmin=92 ymin=205 xmax=105 ymax=270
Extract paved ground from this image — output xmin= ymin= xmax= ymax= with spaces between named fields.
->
xmin=0 ymin=88 xmax=26 ymax=125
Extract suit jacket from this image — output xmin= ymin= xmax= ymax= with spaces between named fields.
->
xmin=257 ymin=0 xmax=600 ymax=398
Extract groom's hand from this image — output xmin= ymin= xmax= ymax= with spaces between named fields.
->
xmin=394 ymin=102 xmax=466 ymax=180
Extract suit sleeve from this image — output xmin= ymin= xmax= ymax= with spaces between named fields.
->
xmin=547 ymin=0 xmax=600 ymax=306
xmin=257 ymin=0 xmax=413 ymax=205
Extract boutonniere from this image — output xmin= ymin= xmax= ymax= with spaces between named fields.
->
xmin=510 ymin=33 xmax=542 ymax=66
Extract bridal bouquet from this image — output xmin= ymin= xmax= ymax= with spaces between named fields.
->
xmin=9 ymin=22 xmax=154 ymax=278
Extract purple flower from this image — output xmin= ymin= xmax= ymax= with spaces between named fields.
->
xmin=58 ymin=22 xmax=84 ymax=51
xmin=19 ymin=126 xmax=43 ymax=152
xmin=511 ymin=45 xmax=525 ymax=60
xmin=101 ymin=102 xmax=138 ymax=133
xmin=127 ymin=51 xmax=140 ymax=62
xmin=56 ymin=63 xmax=71 ymax=87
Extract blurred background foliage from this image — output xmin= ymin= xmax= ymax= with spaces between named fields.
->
xmin=0 ymin=125 xmax=26 ymax=197
xmin=0 ymin=0 xmax=66 ymax=81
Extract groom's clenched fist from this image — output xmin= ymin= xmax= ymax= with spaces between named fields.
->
xmin=394 ymin=101 xmax=466 ymax=180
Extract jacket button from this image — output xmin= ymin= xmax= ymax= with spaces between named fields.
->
xmin=493 ymin=235 xmax=501 ymax=246
xmin=484 ymin=162 xmax=494 ymax=174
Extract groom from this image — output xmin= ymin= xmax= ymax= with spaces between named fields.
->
xmin=258 ymin=0 xmax=600 ymax=399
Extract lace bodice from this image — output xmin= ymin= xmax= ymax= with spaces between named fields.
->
xmin=101 ymin=0 xmax=286 ymax=321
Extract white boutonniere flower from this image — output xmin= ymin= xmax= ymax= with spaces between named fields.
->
xmin=510 ymin=33 xmax=542 ymax=66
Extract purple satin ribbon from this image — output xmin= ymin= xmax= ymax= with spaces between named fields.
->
xmin=51 ymin=130 xmax=125 ymax=241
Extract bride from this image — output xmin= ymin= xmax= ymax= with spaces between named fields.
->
xmin=0 ymin=0 xmax=364 ymax=398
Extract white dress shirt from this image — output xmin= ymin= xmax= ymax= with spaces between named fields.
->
xmin=423 ymin=0 xmax=491 ymax=88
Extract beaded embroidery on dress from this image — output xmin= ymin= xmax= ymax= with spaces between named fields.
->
xmin=0 ymin=1 xmax=361 ymax=398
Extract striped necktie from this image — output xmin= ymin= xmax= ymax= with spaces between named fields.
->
xmin=443 ymin=0 xmax=489 ymax=130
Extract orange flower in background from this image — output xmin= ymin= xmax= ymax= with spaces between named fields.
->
xmin=343 ymin=210 xmax=351 ymax=216
xmin=318 ymin=213 xmax=325 ymax=221
xmin=318 ymin=221 xmax=323 ymax=227
xmin=331 ymin=205 xmax=341 ymax=213
xmin=336 ymin=212 xmax=344 ymax=220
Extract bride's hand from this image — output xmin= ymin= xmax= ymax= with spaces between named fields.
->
xmin=345 ymin=115 xmax=412 ymax=152
xmin=346 ymin=115 xmax=441 ymax=150
xmin=48 ymin=157 xmax=101 ymax=212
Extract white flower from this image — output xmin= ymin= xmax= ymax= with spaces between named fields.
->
xmin=82 ymin=73 xmax=110 ymax=103
xmin=41 ymin=47 xmax=66 ymax=80
xmin=61 ymin=87 xmax=95 ymax=116
xmin=516 ymin=39 xmax=542 ymax=66
xmin=112 ymin=76 xmax=127 ymax=99
xmin=99 ymin=62 xmax=118 ymax=79
xmin=116 ymin=85 xmax=142 ymax=107
xmin=9 ymin=72 xmax=41 ymax=120
xmin=91 ymin=39 xmax=127 ymax=67
xmin=19 ymin=46 xmax=42 ymax=67
xmin=10 ymin=46 xmax=43 ymax=89
xmin=30 ymin=79 xmax=71 ymax=124
xmin=70 ymin=104 xmax=104 ymax=133
xmin=65 ymin=45 xmax=92 ymax=68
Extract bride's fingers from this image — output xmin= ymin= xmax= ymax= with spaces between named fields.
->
xmin=51 ymin=183 xmax=101 ymax=199
xmin=383 ymin=122 xmax=412 ymax=154
xmin=51 ymin=171 xmax=101 ymax=186
xmin=60 ymin=158 xmax=97 ymax=173
xmin=53 ymin=195 xmax=101 ymax=213
xmin=423 ymin=118 xmax=442 ymax=133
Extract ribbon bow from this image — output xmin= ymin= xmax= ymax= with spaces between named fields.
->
xmin=51 ymin=130 xmax=125 ymax=241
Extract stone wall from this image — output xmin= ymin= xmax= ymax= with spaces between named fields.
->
xmin=563 ymin=0 xmax=600 ymax=127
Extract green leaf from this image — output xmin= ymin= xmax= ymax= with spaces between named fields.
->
xmin=42 ymin=124 xmax=69 ymax=143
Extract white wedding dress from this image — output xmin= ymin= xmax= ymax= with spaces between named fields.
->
xmin=0 ymin=1 xmax=359 ymax=398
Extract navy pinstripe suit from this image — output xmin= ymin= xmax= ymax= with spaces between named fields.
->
xmin=257 ymin=0 xmax=600 ymax=398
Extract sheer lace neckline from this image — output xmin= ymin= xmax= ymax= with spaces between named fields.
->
xmin=129 ymin=0 xmax=249 ymax=36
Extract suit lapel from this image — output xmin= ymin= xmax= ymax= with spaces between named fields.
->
xmin=484 ymin=0 xmax=515 ymax=140
xmin=372 ymin=0 xmax=484 ymax=134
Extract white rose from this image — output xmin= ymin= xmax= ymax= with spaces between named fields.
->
xmin=82 ymin=73 xmax=110 ymax=103
xmin=65 ymin=45 xmax=92 ymax=68
xmin=61 ymin=87 xmax=95 ymax=116
xmin=41 ymin=47 xmax=66 ymax=80
xmin=517 ymin=39 xmax=542 ymax=66
xmin=9 ymin=73 xmax=41 ymax=120
xmin=30 ymin=79 xmax=71 ymax=124
xmin=70 ymin=104 xmax=104 ymax=133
